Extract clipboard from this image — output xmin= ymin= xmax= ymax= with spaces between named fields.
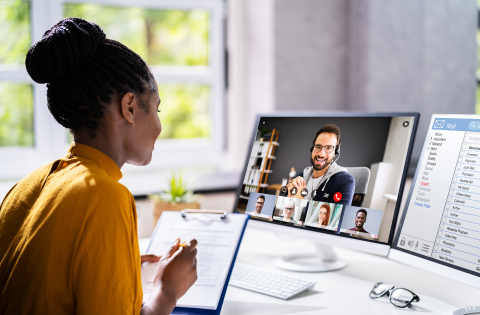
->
xmin=144 ymin=209 xmax=249 ymax=315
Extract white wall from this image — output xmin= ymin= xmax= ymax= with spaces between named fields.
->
xmin=382 ymin=117 xmax=414 ymax=195
xmin=275 ymin=0 xmax=349 ymax=110
xmin=228 ymin=0 xmax=477 ymax=176
xmin=225 ymin=0 xmax=276 ymax=173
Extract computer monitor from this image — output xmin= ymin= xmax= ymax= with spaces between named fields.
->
xmin=391 ymin=114 xmax=480 ymax=289
xmin=234 ymin=112 xmax=419 ymax=271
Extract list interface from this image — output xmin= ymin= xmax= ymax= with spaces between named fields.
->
xmin=398 ymin=118 xmax=480 ymax=274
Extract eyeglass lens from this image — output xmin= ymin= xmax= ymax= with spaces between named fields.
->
xmin=369 ymin=282 xmax=393 ymax=298
xmin=313 ymin=145 xmax=334 ymax=154
xmin=390 ymin=289 xmax=414 ymax=308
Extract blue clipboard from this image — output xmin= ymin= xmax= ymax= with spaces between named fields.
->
xmin=147 ymin=210 xmax=250 ymax=315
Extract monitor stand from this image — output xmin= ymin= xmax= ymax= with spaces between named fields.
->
xmin=274 ymin=243 xmax=348 ymax=272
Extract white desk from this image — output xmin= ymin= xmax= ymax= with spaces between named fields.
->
xmin=140 ymin=226 xmax=480 ymax=314
xmin=225 ymin=226 xmax=479 ymax=314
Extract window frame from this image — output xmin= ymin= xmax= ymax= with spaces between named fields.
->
xmin=0 ymin=0 xmax=226 ymax=182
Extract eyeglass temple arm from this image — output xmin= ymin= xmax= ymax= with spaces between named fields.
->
xmin=406 ymin=295 xmax=420 ymax=308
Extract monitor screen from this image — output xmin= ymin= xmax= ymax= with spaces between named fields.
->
xmin=235 ymin=113 xmax=418 ymax=245
xmin=395 ymin=115 xmax=480 ymax=277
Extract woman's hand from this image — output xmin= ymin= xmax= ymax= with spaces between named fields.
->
xmin=141 ymin=238 xmax=198 ymax=315
xmin=154 ymin=238 xmax=198 ymax=300
xmin=141 ymin=254 xmax=161 ymax=265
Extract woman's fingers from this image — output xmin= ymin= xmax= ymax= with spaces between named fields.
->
xmin=167 ymin=238 xmax=197 ymax=262
xmin=162 ymin=238 xmax=181 ymax=262
xmin=186 ymin=239 xmax=198 ymax=252
xmin=141 ymin=254 xmax=161 ymax=264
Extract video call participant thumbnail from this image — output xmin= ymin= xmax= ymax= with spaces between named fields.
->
xmin=282 ymin=124 xmax=355 ymax=206
xmin=340 ymin=206 xmax=384 ymax=240
xmin=272 ymin=197 xmax=306 ymax=224
xmin=245 ymin=192 xmax=275 ymax=219
xmin=304 ymin=201 xmax=343 ymax=231
xmin=316 ymin=203 xmax=330 ymax=227
xmin=349 ymin=209 xmax=369 ymax=234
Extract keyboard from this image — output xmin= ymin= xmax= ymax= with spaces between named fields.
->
xmin=229 ymin=263 xmax=316 ymax=299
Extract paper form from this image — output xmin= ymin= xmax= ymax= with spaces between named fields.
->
xmin=142 ymin=212 xmax=247 ymax=309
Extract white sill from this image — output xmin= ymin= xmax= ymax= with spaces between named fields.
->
xmin=122 ymin=171 xmax=241 ymax=196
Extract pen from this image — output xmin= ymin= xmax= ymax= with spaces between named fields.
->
xmin=164 ymin=240 xmax=191 ymax=262
xmin=179 ymin=240 xmax=191 ymax=247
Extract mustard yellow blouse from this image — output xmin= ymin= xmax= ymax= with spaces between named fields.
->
xmin=0 ymin=143 xmax=142 ymax=314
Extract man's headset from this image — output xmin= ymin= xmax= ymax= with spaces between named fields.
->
xmin=310 ymin=138 xmax=341 ymax=168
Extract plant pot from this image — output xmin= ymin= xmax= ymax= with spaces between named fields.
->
xmin=152 ymin=200 xmax=201 ymax=228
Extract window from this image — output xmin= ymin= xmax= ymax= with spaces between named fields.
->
xmin=0 ymin=0 xmax=225 ymax=183
xmin=0 ymin=82 xmax=33 ymax=147
xmin=0 ymin=1 xmax=33 ymax=148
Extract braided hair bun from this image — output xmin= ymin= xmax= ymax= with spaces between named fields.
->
xmin=24 ymin=17 xmax=154 ymax=133
xmin=26 ymin=18 xmax=106 ymax=84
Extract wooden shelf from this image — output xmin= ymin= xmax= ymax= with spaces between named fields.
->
xmin=255 ymin=141 xmax=280 ymax=146
xmin=245 ymin=169 xmax=272 ymax=174
xmin=250 ymin=155 xmax=276 ymax=159
xmin=241 ymin=128 xmax=280 ymax=196
xmin=242 ymin=183 xmax=270 ymax=187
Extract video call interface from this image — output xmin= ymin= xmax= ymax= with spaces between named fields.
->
xmin=235 ymin=116 xmax=415 ymax=244
xmin=397 ymin=117 xmax=480 ymax=275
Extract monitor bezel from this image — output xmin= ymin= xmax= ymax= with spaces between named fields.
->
xmin=233 ymin=111 xmax=420 ymax=247
xmin=392 ymin=113 xmax=480 ymax=280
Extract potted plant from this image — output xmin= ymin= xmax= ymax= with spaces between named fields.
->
xmin=149 ymin=172 xmax=201 ymax=228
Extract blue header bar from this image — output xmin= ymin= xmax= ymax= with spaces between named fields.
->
xmin=432 ymin=118 xmax=480 ymax=132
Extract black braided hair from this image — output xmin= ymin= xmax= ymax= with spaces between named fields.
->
xmin=25 ymin=17 xmax=156 ymax=134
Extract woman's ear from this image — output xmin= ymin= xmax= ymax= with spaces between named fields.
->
xmin=120 ymin=92 xmax=137 ymax=123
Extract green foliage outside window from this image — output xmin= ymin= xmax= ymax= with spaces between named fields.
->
xmin=64 ymin=4 xmax=209 ymax=66
xmin=63 ymin=4 xmax=212 ymax=140
xmin=157 ymin=85 xmax=210 ymax=139
xmin=0 ymin=82 xmax=34 ymax=147
xmin=0 ymin=1 xmax=33 ymax=147
xmin=0 ymin=0 xmax=31 ymax=64
xmin=0 ymin=2 xmax=212 ymax=148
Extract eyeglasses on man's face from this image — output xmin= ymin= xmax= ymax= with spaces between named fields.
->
xmin=312 ymin=145 xmax=335 ymax=154
xmin=284 ymin=207 xmax=294 ymax=212
xmin=369 ymin=282 xmax=420 ymax=308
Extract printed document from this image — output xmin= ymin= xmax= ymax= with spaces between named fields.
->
xmin=142 ymin=212 xmax=247 ymax=309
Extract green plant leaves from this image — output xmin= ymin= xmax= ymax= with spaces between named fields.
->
xmin=148 ymin=172 xmax=201 ymax=204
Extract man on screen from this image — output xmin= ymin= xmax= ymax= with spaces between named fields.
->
xmin=283 ymin=124 xmax=355 ymax=206
xmin=347 ymin=209 xmax=369 ymax=234
xmin=246 ymin=195 xmax=271 ymax=219
xmin=253 ymin=195 xmax=265 ymax=216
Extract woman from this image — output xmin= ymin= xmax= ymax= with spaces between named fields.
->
xmin=280 ymin=199 xmax=298 ymax=223
xmin=316 ymin=203 xmax=331 ymax=227
xmin=0 ymin=18 xmax=197 ymax=315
